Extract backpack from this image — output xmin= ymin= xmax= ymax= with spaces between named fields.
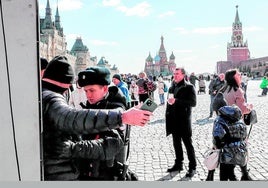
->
xmin=163 ymin=83 xmax=168 ymax=92
xmin=212 ymin=92 xmax=227 ymax=112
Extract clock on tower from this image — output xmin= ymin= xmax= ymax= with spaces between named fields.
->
xmin=236 ymin=35 xmax=241 ymax=41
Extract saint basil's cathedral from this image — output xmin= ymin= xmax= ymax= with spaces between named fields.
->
xmin=144 ymin=36 xmax=176 ymax=77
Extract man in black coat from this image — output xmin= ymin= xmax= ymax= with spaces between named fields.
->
xmin=165 ymin=67 xmax=197 ymax=178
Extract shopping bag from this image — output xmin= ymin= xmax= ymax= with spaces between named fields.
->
xmin=203 ymin=149 xmax=221 ymax=170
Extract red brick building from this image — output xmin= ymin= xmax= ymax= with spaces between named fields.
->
xmin=217 ymin=6 xmax=268 ymax=77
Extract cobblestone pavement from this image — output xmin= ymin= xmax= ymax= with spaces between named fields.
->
xmin=128 ymin=79 xmax=268 ymax=181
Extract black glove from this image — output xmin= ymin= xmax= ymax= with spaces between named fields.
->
xmin=103 ymin=130 xmax=124 ymax=167
xmin=55 ymin=140 xmax=74 ymax=158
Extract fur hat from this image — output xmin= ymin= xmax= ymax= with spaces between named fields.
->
xmin=112 ymin=74 xmax=122 ymax=81
xmin=77 ymin=66 xmax=111 ymax=87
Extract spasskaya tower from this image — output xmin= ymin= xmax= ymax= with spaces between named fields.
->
xmin=227 ymin=5 xmax=250 ymax=67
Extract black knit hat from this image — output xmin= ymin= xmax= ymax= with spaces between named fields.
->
xmin=112 ymin=74 xmax=122 ymax=81
xmin=41 ymin=58 xmax=48 ymax=70
xmin=43 ymin=55 xmax=74 ymax=84
xmin=77 ymin=66 xmax=111 ymax=87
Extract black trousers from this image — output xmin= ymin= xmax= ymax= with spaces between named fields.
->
xmin=219 ymin=163 xmax=237 ymax=181
xmin=171 ymin=133 xmax=196 ymax=170
xmin=139 ymin=93 xmax=149 ymax=103
xmin=128 ymin=101 xmax=139 ymax=108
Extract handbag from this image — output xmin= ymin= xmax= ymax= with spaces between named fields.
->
xmin=203 ymin=149 xmax=221 ymax=170
xmin=243 ymin=109 xmax=257 ymax=125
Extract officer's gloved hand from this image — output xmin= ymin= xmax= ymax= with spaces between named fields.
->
xmin=103 ymin=130 xmax=124 ymax=167
xmin=56 ymin=140 xmax=74 ymax=158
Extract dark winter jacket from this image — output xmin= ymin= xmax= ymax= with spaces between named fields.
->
xmin=165 ymin=79 xmax=197 ymax=136
xmin=189 ymin=75 xmax=199 ymax=86
xmin=136 ymin=78 xmax=148 ymax=94
xmin=213 ymin=105 xmax=248 ymax=166
xmin=42 ymin=86 xmax=124 ymax=180
xmin=77 ymin=86 xmax=128 ymax=180
xmin=209 ymin=77 xmax=225 ymax=96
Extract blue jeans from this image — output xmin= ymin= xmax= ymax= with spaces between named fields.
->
xmin=262 ymin=88 xmax=268 ymax=95
xmin=159 ymin=93 xmax=165 ymax=104
xmin=210 ymin=95 xmax=215 ymax=115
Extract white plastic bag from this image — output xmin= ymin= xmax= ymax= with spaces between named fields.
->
xmin=203 ymin=149 xmax=221 ymax=170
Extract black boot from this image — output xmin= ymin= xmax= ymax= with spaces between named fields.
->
xmin=206 ymin=170 xmax=215 ymax=181
xmin=167 ymin=163 xmax=183 ymax=172
xmin=209 ymin=112 xmax=213 ymax=118
xmin=240 ymin=165 xmax=253 ymax=181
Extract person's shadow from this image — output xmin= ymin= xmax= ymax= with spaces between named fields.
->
xmin=177 ymin=176 xmax=192 ymax=181
xmin=157 ymin=171 xmax=179 ymax=181
xmin=193 ymin=117 xmax=214 ymax=126
xmin=148 ymin=118 xmax=165 ymax=125
xmin=157 ymin=172 xmax=193 ymax=181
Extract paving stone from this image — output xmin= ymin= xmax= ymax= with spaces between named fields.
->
xmin=128 ymin=80 xmax=268 ymax=181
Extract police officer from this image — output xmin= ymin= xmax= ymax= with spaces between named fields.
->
xmin=76 ymin=66 xmax=136 ymax=180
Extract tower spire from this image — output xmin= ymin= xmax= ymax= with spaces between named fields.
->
xmin=234 ymin=5 xmax=241 ymax=24
xmin=159 ymin=35 xmax=166 ymax=53
xmin=227 ymin=5 xmax=250 ymax=63
xmin=43 ymin=0 xmax=53 ymax=29
xmin=158 ymin=35 xmax=167 ymax=65
xmin=45 ymin=0 xmax=52 ymax=19
xmin=55 ymin=0 xmax=61 ymax=30
xmin=231 ymin=4 xmax=243 ymax=45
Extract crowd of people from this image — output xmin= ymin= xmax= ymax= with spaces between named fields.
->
xmin=40 ymin=55 xmax=264 ymax=181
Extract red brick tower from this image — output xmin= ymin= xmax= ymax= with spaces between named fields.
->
xmin=227 ymin=5 xmax=250 ymax=67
